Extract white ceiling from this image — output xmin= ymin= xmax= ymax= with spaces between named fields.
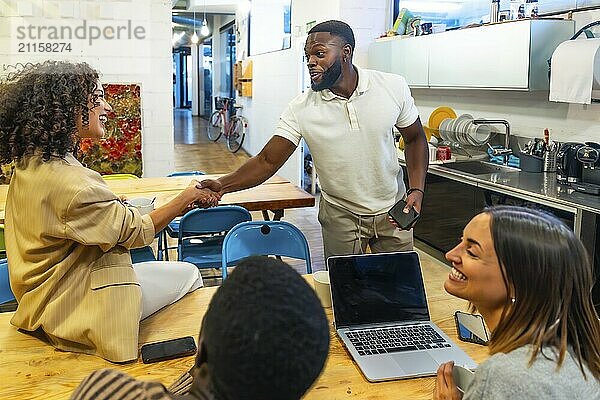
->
xmin=186 ymin=0 xmax=238 ymax=14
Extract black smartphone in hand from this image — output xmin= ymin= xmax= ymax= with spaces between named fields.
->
xmin=141 ymin=336 xmax=197 ymax=363
xmin=388 ymin=198 xmax=420 ymax=230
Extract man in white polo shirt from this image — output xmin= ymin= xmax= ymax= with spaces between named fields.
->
xmin=200 ymin=20 xmax=428 ymax=260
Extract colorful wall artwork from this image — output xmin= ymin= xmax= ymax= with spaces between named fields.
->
xmin=0 ymin=83 xmax=143 ymax=184
xmin=80 ymin=83 xmax=143 ymax=176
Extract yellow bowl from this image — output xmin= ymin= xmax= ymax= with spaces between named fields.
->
xmin=423 ymin=125 xmax=439 ymax=139
xmin=428 ymin=106 xmax=457 ymax=130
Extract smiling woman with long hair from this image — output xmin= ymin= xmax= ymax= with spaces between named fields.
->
xmin=434 ymin=206 xmax=600 ymax=399
xmin=0 ymin=61 xmax=219 ymax=362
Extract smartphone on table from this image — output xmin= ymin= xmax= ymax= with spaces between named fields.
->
xmin=454 ymin=311 xmax=489 ymax=346
xmin=388 ymin=198 xmax=420 ymax=230
xmin=141 ymin=336 xmax=197 ymax=363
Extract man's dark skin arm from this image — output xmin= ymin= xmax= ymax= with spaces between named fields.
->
xmin=397 ymin=116 xmax=429 ymax=213
xmin=199 ymin=136 xmax=297 ymax=195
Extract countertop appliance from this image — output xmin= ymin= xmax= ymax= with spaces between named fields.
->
xmin=572 ymin=142 xmax=600 ymax=195
xmin=578 ymin=143 xmax=600 ymax=185
xmin=556 ymin=142 xmax=584 ymax=184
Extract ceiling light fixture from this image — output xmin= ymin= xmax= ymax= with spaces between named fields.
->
xmin=200 ymin=0 xmax=210 ymax=36
xmin=191 ymin=9 xmax=199 ymax=44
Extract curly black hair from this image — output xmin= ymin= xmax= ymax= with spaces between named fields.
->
xmin=199 ymin=256 xmax=330 ymax=400
xmin=0 ymin=60 xmax=100 ymax=163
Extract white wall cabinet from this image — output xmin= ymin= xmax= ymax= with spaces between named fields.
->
xmin=368 ymin=19 xmax=574 ymax=90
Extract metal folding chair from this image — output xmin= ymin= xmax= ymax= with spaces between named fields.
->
xmin=167 ymin=171 xmax=205 ymax=177
xmin=177 ymin=206 xmax=252 ymax=276
xmin=0 ymin=258 xmax=15 ymax=305
xmin=221 ymin=221 xmax=312 ymax=280
xmin=130 ymin=246 xmax=157 ymax=263
xmin=161 ymin=170 xmax=207 ymax=259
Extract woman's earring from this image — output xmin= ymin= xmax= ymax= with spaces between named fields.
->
xmin=511 ymin=297 xmax=516 ymax=303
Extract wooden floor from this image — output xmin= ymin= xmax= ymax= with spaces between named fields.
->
xmin=172 ymin=109 xmax=326 ymax=273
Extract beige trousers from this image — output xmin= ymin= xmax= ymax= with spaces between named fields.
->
xmin=318 ymin=197 xmax=414 ymax=262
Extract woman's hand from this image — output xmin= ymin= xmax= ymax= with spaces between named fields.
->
xmin=433 ymin=361 xmax=462 ymax=400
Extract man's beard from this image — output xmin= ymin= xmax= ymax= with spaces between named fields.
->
xmin=311 ymin=58 xmax=342 ymax=91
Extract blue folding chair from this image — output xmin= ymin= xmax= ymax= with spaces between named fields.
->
xmin=160 ymin=170 xmax=207 ymax=259
xmin=177 ymin=206 xmax=252 ymax=274
xmin=0 ymin=224 xmax=5 ymax=259
xmin=221 ymin=221 xmax=312 ymax=280
xmin=130 ymin=246 xmax=157 ymax=263
xmin=0 ymin=259 xmax=15 ymax=305
xmin=167 ymin=171 xmax=205 ymax=177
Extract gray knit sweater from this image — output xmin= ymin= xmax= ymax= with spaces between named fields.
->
xmin=463 ymin=345 xmax=600 ymax=399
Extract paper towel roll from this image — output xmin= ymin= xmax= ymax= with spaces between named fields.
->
xmin=549 ymin=38 xmax=600 ymax=105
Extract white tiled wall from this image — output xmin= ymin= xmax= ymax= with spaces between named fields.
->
xmin=0 ymin=0 xmax=174 ymax=177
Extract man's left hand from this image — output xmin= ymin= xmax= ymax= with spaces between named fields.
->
xmin=404 ymin=189 xmax=424 ymax=214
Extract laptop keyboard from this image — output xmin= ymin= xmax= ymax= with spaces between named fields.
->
xmin=346 ymin=324 xmax=451 ymax=356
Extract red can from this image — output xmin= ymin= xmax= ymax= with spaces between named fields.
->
xmin=436 ymin=146 xmax=452 ymax=161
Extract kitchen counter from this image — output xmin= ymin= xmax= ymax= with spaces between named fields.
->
xmin=399 ymin=156 xmax=600 ymax=313
xmin=428 ymin=164 xmax=600 ymax=214
xmin=399 ymin=157 xmax=600 ymax=234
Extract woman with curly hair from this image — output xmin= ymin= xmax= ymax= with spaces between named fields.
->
xmin=0 ymin=61 xmax=220 ymax=362
xmin=433 ymin=206 xmax=600 ymax=399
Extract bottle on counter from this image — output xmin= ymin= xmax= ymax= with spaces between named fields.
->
xmin=490 ymin=0 xmax=500 ymax=23
xmin=510 ymin=0 xmax=526 ymax=20
xmin=526 ymin=0 xmax=539 ymax=18
xmin=543 ymin=128 xmax=558 ymax=173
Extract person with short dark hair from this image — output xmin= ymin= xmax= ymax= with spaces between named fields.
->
xmin=71 ymin=256 xmax=331 ymax=400
xmin=433 ymin=206 xmax=600 ymax=399
xmin=199 ymin=20 xmax=429 ymax=259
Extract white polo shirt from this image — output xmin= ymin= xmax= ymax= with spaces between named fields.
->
xmin=274 ymin=66 xmax=419 ymax=215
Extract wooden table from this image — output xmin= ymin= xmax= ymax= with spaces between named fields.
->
xmin=0 ymin=174 xmax=314 ymax=223
xmin=0 ymin=250 xmax=489 ymax=399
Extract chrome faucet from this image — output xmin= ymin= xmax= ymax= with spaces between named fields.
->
xmin=473 ymin=119 xmax=511 ymax=165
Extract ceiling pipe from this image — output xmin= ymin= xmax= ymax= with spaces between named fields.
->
xmin=172 ymin=15 xmax=204 ymax=27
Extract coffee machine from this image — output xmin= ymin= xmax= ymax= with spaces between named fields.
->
xmin=556 ymin=142 xmax=584 ymax=184
xmin=571 ymin=142 xmax=600 ymax=195
xmin=578 ymin=144 xmax=600 ymax=182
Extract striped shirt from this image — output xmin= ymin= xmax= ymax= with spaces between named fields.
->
xmin=71 ymin=369 xmax=172 ymax=400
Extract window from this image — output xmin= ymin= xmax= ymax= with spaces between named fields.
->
xmin=393 ymin=0 xmax=600 ymax=32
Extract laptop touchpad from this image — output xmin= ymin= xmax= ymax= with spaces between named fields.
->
xmin=391 ymin=352 xmax=438 ymax=375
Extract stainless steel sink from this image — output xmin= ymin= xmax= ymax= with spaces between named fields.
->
xmin=443 ymin=161 xmax=520 ymax=175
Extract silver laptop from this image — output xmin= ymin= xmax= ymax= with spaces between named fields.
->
xmin=328 ymin=251 xmax=477 ymax=382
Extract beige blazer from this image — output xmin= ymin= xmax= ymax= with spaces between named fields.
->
xmin=5 ymin=154 xmax=155 ymax=362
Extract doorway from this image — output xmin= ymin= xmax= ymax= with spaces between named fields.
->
xmin=202 ymin=39 xmax=213 ymax=116
xmin=173 ymin=47 xmax=192 ymax=109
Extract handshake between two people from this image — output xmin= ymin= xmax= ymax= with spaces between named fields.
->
xmin=180 ymin=179 xmax=224 ymax=215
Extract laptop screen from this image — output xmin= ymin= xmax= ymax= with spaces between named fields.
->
xmin=328 ymin=252 xmax=430 ymax=329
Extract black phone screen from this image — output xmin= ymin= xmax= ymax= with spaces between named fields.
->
xmin=388 ymin=199 xmax=420 ymax=230
xmin=141 ymin=336 xmax=197 ymax=363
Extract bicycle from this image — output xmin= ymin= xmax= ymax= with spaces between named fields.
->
xmin=206 ymin=97 xmax=248 ymax=153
